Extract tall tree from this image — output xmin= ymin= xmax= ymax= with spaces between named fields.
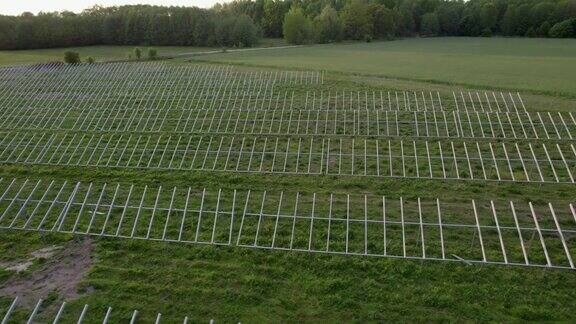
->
xmin=341 ymin=0 xmax=373 ymax=40
xmin=531 ymin=2 xmax=555 ymax=27
xmin=0 ymin=16 xmax=16 ymax=49
xmin=436 ymin=2 xmax=462 ymax=35
xmin=396 ymin=1 xmax=416 ymax=36
xmin=421 ymin=12 xmax=439 ymax=36
xmin=502 ymin=5 xmax=518 ymax=35
xmin=554 ymin=0 xmax=576 ymax=23
xmin=480 ymin=3 xmax=498 ymax=31
xmin=233 ymin=14 xmax=260 ymax=47
xmin=314 ymin=5 xmax=344 ymax=43
xmin=372 ymin=4 xmax=395 ymax=39
xmin=215 ymin=15 xmax=236 ymax=46
xmin=263 ymin=0 xmax=291 ymax=37
xmin=460 ymin=7 xmax=482 ymax=36
xmin=283 ymin=7 xmax=314 ymax=44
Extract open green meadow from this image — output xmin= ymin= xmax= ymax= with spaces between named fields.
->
xmin=0 ymin=38 xmax=575 ymax=322
xmin=191 ymin=37 xmax=576 ymax=98
xmin=0 ymin=46 xmax=210 ymax=66
xmin=0 ymin=38 xmax=287 ymax=67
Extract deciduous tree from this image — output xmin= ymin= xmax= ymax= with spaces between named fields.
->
xmin=341 ymin=0 xmax=373 ymax=40
xmin=421 ymin=12 xmax=439 ymax=36
xmin=314 ymin=5 xmax=343 ymax=43
xmin=283 ymin=7 xmax=313 ymax=44
xmin=372 ymin=4 xmax=395 ymax=39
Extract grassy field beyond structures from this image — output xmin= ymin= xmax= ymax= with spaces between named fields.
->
xmin=0 ymin=38 xmax=287 ymax=67
xmin=0 ymin=46 xmax=207 ymax=66
xmin=191 ymin=37 xmax=576 ymax=98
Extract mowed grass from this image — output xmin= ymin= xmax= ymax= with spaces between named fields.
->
xmin=0 ymin=45 xmax=214 ymax=66
xmin=0 ymin=154 xmax=575 ymax=321
xmin=0 ymin=39 xmax=287 ymax=67
xmin=1 ymin=230 xmax=574 ymax=322
xmin=190 ymin=37 xmax=576 ymax=98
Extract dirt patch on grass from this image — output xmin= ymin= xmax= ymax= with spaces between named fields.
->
xmin=0 ymin=246 xmax=62 ymax=273
xmin=2 ymin=260 xmax=34 ymax=273
xmin=0 ymin=239 xmax=93 ymax=307
xmin=30 ymin=246 xmax=62 ymax=259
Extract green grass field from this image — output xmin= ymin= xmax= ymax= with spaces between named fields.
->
xmin=0 ymin=37 xmax=575 ymax=322
xmin=191 ymin=37 xmax=576 ymax=98
xmin=0 ymin=46 xmax=211 ymax=66
xmin=0 ymin=38 xmax=287 ymax=67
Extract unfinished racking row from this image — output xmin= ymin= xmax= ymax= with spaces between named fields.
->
xmin=0 ymin=133 xmax=574 ymax=183
xmin=0 ymin=178 xmax=574 ymax=269
xmin=0 ymin=296 xmax=212 ymax=323
xmin=0 ymin=63 xmax=521 ymax=113
xmin=0 ymin=62 xmax=323 ymax=92
xmin=0 ymin=82 xmax=526 ymax=113
xmin=1 ymin=107 xmax=573 ymax=140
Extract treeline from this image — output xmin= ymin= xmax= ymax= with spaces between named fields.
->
xmin=0 ymin=6 xmax=259 ymax=50
xmin=262 ymin=0 xmax=576 ymax=43
xmin=0 ymin=0 xmax=575 ymax=50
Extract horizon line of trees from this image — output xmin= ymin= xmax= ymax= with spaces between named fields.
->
xmin=0 ymin=0 xmax=575 ymax=50
xmin=0 ymin=5 xmax=260 ymax=50
xmin=279 ymin=0 xmax=576 ymax=43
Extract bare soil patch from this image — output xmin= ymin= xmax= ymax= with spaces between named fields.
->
xmin=0 ymin=239 xmax=93 ymax=308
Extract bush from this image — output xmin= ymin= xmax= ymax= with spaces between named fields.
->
xmin=133 ymin=47 xmax=142 ymax=60
xmin=549 ymin=18 xmax=576 ymax=38
xmin=525 ymin=27 xmax=537 ymax=37
xmin=147 ymin=48 xmax=158 ymax=60
xmin=85 ymin=56 xmax=95 ymax=64
xmin=481 ymin=28 xmax=492 ymax=37
xmin=63 ymin=51 xmax=81 ymax=64
xmin=537 ymin=21 xmax=551 ymax=37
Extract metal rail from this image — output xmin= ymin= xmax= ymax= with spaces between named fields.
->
xmin=0 ymin=178 xmax=574 ymax=270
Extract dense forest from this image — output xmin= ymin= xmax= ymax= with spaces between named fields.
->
xmin=0 ymin=0 xmax=575 ymax=50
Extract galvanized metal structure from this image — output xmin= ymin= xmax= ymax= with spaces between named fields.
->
xmin=0 ymin=178 xmax=574 ymax=269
